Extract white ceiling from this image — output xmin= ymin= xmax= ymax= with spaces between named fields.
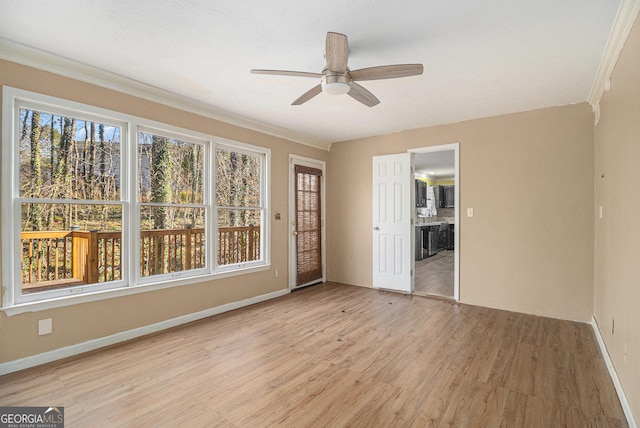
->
xmin=0 ymin=1 xmax=621 ymax=150
xmin=415 ymin=151 xmax=455 ymax=180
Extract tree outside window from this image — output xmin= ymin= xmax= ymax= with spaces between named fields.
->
xmin=215 ymin=147 xmax=262 ymax=266
xmin=138 ymin=131 xmax=206 ymax=277
xmin=18 ymin=108 xmax=123 ymax=293
xmin=4 ymin=88 xmax=269 ymax=306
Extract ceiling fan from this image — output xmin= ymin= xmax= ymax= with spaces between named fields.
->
xmin=251 ymin=32 xmax=423 ymax=107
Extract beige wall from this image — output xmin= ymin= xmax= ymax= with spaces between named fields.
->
xmin=0 ymin=60 xmax=328 ymax=363
xmin=594 ymin=14 xmax=640 ymax=420
xmin=327 ymin=103 xmax=595 ymax=322
xmin=3 ymin=33 xmax=637 ymax=418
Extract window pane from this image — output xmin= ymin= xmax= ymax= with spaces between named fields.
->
xmin=140 ymin=206 xmax=206 ymax=277
xmin=217 ymin=208 xmax=261 ymax=266
xmin=20 ymin=203 xmax=122 ymax=294
xmin=137 ymin=131 xmax=207 ymax=278
xmin=19 ymin=108 xmax=121 ymax=200
xmin=140 ymin=205 xmax=206 ymax=231
xmin=138 ymin=132 xmax=204 ymax=205
xmin=215 ymin=148 xmax=261 ymax=207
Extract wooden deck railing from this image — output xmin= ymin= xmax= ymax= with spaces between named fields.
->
xmin=21 ymin=226 xmax=260 ymax=292
xmin=140 ymin=227 xmax=206 ymax=277
xmin=218 ymin=225 xmax=260 ymax=265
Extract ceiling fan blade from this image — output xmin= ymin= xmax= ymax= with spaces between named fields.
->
xmin=347 ymin=82 xmax=380 ymax=107
xmin=325 ymin=32 xmax=349 ymax=73
xmin=251 ymin=69 xmax=324 ymax=78
xmin=292 ymin=84 xmax=323 ymax=105
xmin=350 ymin=64 xmax=424 ymax=81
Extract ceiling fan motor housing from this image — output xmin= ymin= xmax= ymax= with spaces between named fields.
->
xmin=321 ymin=73 xmax=351 ymax=95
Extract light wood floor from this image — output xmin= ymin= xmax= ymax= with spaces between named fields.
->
xmin=415 ymin=250 xmax=454 ymax=298
xmin=0 ymin=282 xmax=627 ymax=427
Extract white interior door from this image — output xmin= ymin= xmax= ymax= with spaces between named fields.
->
xmin=372 ymin=153 xmax=414 ymax=293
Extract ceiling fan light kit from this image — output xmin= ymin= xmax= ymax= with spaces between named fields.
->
xmin=321 ymin=74 xmax=351 ymax=95
xmin=251 ymin=32 xmax=423 ymax=107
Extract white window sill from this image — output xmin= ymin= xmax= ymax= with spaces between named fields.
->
xmin=2 ymin=264 xmax=270 ymax=316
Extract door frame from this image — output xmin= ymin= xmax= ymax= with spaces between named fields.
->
xmin=409 ymin=143 xmax=460 ymax=301
xmin=288 ymin=154 xmax=326 ymax=290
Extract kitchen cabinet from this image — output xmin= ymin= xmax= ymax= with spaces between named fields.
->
xmin=443 ymin=185 xmax=455 ymax=208
xmin=439 ymin=228 xmax=449 ymax=251
xmin=447 ymin=224 xmax=455 ymax=250
xmin=434 ymin=185 xmax=455 ymax=208
xmin=415 ymin=180 xmax=427 ymax=207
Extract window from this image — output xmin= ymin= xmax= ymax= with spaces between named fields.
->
xmin=138 ymin=130 xmax=207 ymax=278
xmin=14 ymin=105 xmax=125 ymax=302
xmin=215 ymin=146 xmax=263 ymax=267
xmin=2 ymin=87 xmax=269 ymax=308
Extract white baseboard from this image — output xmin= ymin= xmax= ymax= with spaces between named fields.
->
xmin=0 ymin=288 xmax=289 ymax=376
xmin=591 ymin=315 xmax=638 ymax=428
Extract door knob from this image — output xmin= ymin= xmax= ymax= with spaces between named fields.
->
xmin=373 ymin=227 xmax=380 ymax=231
xmin=292 ymin=231 xmax=298 ymax=236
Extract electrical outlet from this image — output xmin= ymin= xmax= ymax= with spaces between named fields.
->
xmin=275 ymin=269 xmax=279 ymax=278
xmin=38 ymin=318 xmax=52 ymax=336
xmin=467 ymin=208 xmax=474 ymax=218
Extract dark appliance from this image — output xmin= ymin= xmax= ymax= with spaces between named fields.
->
xmin=416 ymin=225 xmax=441 ymax=260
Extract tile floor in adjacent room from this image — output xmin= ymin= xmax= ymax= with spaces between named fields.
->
xmin=414 ymin=249 xmax=454 ymax=299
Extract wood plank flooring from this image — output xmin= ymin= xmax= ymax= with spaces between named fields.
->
xmin=0 ymin=282 xmax=627 ymax=427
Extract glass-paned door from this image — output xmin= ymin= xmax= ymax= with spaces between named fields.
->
xmin=294 ymin=165 xmax=322 ymax=286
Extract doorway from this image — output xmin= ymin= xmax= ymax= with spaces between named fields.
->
xmin=289 ymin=155 xmax=326 ymax=290
xmin=410 ymin=144 xmax=459 ymax=300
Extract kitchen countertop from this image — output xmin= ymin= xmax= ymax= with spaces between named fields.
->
xmin=416 ymin=221 xmax=447 ymax=227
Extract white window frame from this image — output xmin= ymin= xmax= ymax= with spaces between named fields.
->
xmin=213 ymin=142 xmax=268 ymax=273
xmin=134 ymin=125 xmax=212 ymax=285
xmin=1 ymin=87 xmax=270 ymax=313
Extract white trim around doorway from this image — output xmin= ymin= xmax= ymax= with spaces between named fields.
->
xmin=409 ymin=143 xmax=460 ymax=301
xmin=288 ymin=155 xmax=327 ymax=290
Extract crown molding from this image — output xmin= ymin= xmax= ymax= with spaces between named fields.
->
xmin=588 ymin=0 xmax=640 ymax=112
xmin=0 ymin=37 xmax=330 ymax=151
